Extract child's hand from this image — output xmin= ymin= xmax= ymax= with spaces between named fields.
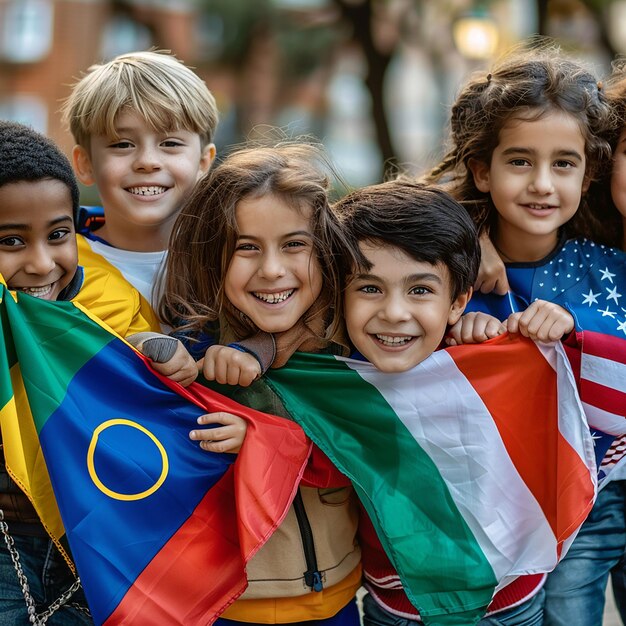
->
xmin=127 ymin=332 xmax=198 ymax=387
xmin=505 ymin=301 xmax=574 ymax=343
xmin=150 ymin=340 xmax=198 ymax=387
xmin=476 ymin=232 xmax=510 ymax=295
xmin=446 ymin=311 xmax=505 ymax=346
xmin=189 ymin=412 xmax=248 ymax=453
xmin=199 ymin=345 xmax=261 ymax=387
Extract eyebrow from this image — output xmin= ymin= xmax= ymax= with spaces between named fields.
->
xmin=500 ymin=146 xmax=583 ymax=160
xmin=354 ymin=272 xmax=443 ymax=284
xmin=237 ymin=230 xmax=313 ymax=240
xmin=0 ymin=215 xmax=73 ymax=232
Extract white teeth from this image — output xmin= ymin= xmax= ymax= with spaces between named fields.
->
xmin=527 ymin=204 xmax=553 ymax=210
xmin=253 ymin=290 xmax=294 ymax=303
xmin=376 ymin=334 xmax=413 ymax=346
xmin=19 ymin=284 xmax=53 ymax=298
xmin=127 ymin=186 xmax=167 ymax=196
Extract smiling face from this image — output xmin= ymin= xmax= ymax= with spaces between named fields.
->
xmin=0 ymin=178 xmax=77 ymax=300
xmin=72 ymin=109 xmax=214 ymax=251
xmin=470 ymin=110 xmax=588 ymax=262
xmin=344 ymin=242 xmax=469 ymax=373
xmin=224 ymin=193 xmax=323 ymax=333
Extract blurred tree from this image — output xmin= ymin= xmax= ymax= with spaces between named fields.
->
xmin=197 ymin=0 xmax=341 ymax=143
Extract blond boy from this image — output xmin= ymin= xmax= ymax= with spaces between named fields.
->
xmin=61 ymin=50 xmax=218 ymax=311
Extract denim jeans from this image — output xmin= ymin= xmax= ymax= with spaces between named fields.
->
xmin=0 ymin=534 xmax=92 ymax=625
xmin=362 ymin=590 xmax=544 ymax=626
xmin=543 ymin=479 xmax=626 ymax=626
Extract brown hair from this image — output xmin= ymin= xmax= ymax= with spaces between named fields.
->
xmin=587 ymin=58 xmax=626 ymax=247
xmin=333 ymin=180 xmax=480 ymax=300
xmin=424 ymin=39 xmax=613 ymax=240
xmin=159 ymin=141 xmax=354 ymax=343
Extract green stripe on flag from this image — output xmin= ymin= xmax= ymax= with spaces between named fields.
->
xmin=0 ymin=288 xmax=17 ymax=408
xmin=1 ymin=286 xmax=116 ymax=431
xmin=266 ymin=352 xmax=497 ymax=625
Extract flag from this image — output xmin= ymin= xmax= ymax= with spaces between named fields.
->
xmin=263 ymin=335 xmax=596 ymax=626
xmin=467 ymin=239 xmax=626 ymax=482
xmin=0 ymin=283 xmax=311 ymax=626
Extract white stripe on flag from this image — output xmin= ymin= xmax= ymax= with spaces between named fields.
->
xmin=583 ymin=402 xmax=626 ymax=435
xmin=538 ymin=343 xmax=598 ymax=477
xmin=581 ymin=353 xmax=626 ymax=394
xmin=344 ymin=350 xmax=557 ymax=581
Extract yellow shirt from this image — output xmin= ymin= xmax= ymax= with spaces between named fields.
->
xmin=75 ymin=235 xmax=160 ymax=336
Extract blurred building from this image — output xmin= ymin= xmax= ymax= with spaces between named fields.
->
xmin=0 ymin=0 xmax=199 ymax=153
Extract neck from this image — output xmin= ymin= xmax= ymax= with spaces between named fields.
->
xmin=494 ymin=229 xmax=559 ymax=263
xmin=95 ymin=223 xmax=169 ymax=252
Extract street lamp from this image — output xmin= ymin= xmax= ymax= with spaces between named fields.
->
xmin=452 ymin=6 xmax=499 ymax=60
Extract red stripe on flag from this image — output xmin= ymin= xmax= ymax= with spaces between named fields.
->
xmin=580 ymin=331 xmax=626 ymax=365
xmin=449 ymin=334 xmax=594 ymax=544
xmin=579 ymin=378 xmax=626 ymax=417
xmin=104 ymin=367 xmax=311 ymax=626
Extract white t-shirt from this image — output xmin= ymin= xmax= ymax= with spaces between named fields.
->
xmin=81 ymin=237 xmax=166 ymax=310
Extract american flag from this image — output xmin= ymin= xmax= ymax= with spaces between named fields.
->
xmin=467 ymin=238 xmax=626 ymax=482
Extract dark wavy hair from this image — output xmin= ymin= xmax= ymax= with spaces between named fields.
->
xmin=159 ymin=141 xmax=355 ymax=342
xmin=333 ymin=180 xmax=480 ymax=300
xmin=424 ymin=39 xmax=613 ymax=241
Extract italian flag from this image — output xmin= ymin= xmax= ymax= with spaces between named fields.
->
xmin=266 ymin=335 xmax=597 ymax=625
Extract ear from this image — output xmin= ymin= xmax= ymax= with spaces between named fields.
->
xmin=196 ymin=143 xmax=216 ymax=180
xmin=447 ymin=287 xmax=473 ymax=326
xmin=468 ymin=158 xmax=491 ymax=193
xmin=72 ymin=145 xmax=96 ymax=186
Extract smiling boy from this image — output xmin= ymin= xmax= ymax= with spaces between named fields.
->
xmin=333 ymin=181 xmax=547 ymax=626
xmin=0 ymin=120 xmax=203 ymax=624
xmin=61 ymin=50 xmax=218 ymax=308
xmin=337 ymin=181 xmax=477 ymax=372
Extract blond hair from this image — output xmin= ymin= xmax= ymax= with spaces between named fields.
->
xmin=61 ymin=50 xmax=218 ymax=149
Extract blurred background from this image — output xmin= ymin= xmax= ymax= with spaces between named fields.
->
xmin=0 ymin=0 xmax=623 ymax=200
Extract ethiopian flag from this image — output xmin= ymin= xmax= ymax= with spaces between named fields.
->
xmin=264 ymin=336 xmax=597 ymax=625
xmin=0 ymin=284 xmax=310 ymax=625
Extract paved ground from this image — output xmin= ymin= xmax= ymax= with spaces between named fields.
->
xmin=606 ymin=585 xmax=622 ymax=625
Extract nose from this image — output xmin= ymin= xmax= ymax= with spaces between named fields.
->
xmin=258 ymin=250 xmax=286 ymax=280
xmin=379 ymin=293 xmax=411 ymax=323
xmin=24 ymin=245 xmax=56 ymax=276
xmin=528 ymin=165 xmax=555 ymax=195
xmin=133 ymin=145 xmax=162 ymax=172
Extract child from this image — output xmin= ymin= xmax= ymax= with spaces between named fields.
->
xmin=60 ymin=49 xmax=218 ymax=311
xmin=61 ymin=49 xmax=259 ymax=449
xmin=0 ymin=120 xmax=200 ymax=624
xmin=333 ymin=179 xmax=552 ymax=626
xmin=427 ymin=42 xmax=624 ymax=626
xmin=160 ymin=142 xmax=362 ymax=626
xmin=534 ymin=61 xmax=626 ymax=626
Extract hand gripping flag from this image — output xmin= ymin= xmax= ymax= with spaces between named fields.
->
xmin=262 ymin=336 xmax=597 ymax=626
xmin=0 ymin=284 xmax=311 ymax=625
xmin=466 ymin=239 xmax=626 ymax=482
